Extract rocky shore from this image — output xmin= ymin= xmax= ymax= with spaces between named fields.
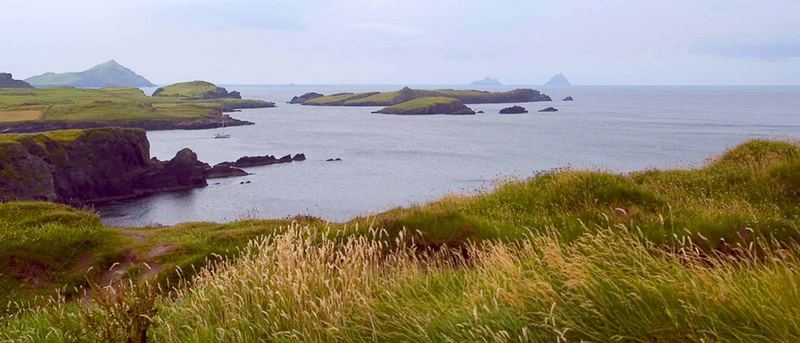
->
xmin=0 ymin=128 xmax=305 ymax=204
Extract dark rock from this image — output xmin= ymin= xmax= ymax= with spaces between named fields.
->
xmin=563 ymin=96 xmax=574 ymax=101
xmin=0 ymin=73 xmax=33 ymax=88
xmin=216 ymin=152 xmax=306 ymax=168
xmin=205 ymin=165 xmax=249 ymax=179
xmin=326 ymin=158 xmax=343 ymax=162
xmin=539 ymin=107 xmax=559 ymax=112
xmin=499 ymin=106 xmax=528 ymax=114
xmin=476 ymin=110 xmax=485 ymax=114
xmin=0 ymin=128 xmax=212 ymax=203
xmin=289 ymin=92 xmax=324 ymax=104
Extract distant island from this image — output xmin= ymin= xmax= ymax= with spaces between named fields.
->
xmin=545 ymin=73 xmax=571 ymax=86
xmin=0 ymin=81 xmax=274 ymax=133
xmin=25 ymin=60 xmax=156 ymax=88
xmin=0 ymin=73 xmax=32 ymax=88
xmin=291 ymin=87 xmax=551 ymax=115
xmin=373 ymin=97 xmax=475 ymax=115
xmin=470 ymin=77 xmax=503 ymax=86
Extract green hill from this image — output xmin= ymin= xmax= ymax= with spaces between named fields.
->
xmin=25 ymin=60 xmax=156 ymax=88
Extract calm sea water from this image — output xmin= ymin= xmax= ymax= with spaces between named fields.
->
xmin=97 ymin=85 xmax=800 ymax=226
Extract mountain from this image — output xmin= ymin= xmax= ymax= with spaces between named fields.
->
xmin=0 ymin=73 xmax=33 ymax=88
xmin=25 ymin=60 xmax=156 ymax=88
xmin=545 ymin=73 xmax=571 ymax=86
xmin=470 ymin=77 xmax=503 ymax=86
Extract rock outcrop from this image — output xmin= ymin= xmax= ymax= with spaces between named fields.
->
xmin=545 ymin=73 xmax=571 ymax=86
xmin=373 ymin=97 xmax=476 ymax=115
xmin=539 ymin=107 xmax=559 ymax=112
xmin=499 ymin=106 xmax=528 ymax=114
xmin=205 ymin=165 xmax=249 ymax=179
xmin=0 ymin=73 xmax=33 ymax=88
xmin=289 ymin=92 xmax=324 ymax=104
xmin=563 ymin=96 xmax=574 ymax=101
xmin=216 ymin=153 xmax=306 ymax=168
xmin=0 ymin=128 xmax=210 ymax=203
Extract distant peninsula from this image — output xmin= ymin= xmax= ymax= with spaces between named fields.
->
xmin=545 ymin=73 xmax=571 ymax=86
xmin=0 ymin=73 xmax=33 ymax=88
xmin=0 ymin=81 xmax=274 ymax=133
xmin=25 ymin=60 xmax=156 ymax=88
xmin=470 ymin=77 xmax=503 ymax=86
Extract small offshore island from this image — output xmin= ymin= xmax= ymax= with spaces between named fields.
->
xmin=290 ymin=87 xmax=551 ymax=115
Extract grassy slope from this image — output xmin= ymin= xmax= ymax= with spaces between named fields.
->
xmin=2 ymin=139 xmax=800 ymax=341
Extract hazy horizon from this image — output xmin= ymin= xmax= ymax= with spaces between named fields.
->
xmin=3 ymin=0 xmax=799 ymax=86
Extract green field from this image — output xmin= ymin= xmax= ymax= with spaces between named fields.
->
xmin=0 ymin=87 xmax=270 ymax=123
xmin=151 ymin=81 xmax=223 ymax=98
xmin=2 ymin=139 xmax=800 ymax=341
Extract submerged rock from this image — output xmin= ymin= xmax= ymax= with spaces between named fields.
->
xmin=293 ymin=153 xmax=306 ymax=161
xmin=563 ymin=96 xmax=574 ymax=101
xmin=326 ymin=158 xmax=343 ymax=162
xmin=539 ymin=107 xmax=559 ymax=112
xmin=499 ymin=106 xmax=528 ymax=114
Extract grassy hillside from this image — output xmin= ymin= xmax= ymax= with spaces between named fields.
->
xmin=0 ymin=87 xmax=269 ymax=123
xmin=2 ymin=139 xmax=800 ymax=341
xmin=375 ymin=96 xmax=474 ymax=115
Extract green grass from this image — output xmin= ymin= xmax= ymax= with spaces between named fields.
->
xmin=151 ymin=81 xmax=219 ymax=98
xmin=2 ymin=139 xmax=800 ymax=341
xmin=0 ymin=87 xmax=270 ymax=123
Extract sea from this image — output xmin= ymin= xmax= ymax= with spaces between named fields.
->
xmin=96 ymin=85 xmax=800 ymax=227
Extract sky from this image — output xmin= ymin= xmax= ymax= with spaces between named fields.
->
xmin=1 ymin=0 xmax=799 ymax=85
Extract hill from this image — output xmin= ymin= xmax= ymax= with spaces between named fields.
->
xmin=25 ymin=60 xmax=156 ymax=88
xmin=373 ymin=97 xmax=475 ymax=115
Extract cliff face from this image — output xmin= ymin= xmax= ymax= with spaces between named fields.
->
xmin=0 ymin=128 xmax=207 ymax=203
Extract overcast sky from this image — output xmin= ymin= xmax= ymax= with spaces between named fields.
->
xmin=2 ymin=0 xmax=798 ymax=85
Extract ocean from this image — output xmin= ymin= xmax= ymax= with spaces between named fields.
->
xmin=97 ymin=85 xmax=800 ymax=226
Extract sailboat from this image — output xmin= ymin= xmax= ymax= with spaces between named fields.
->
xmin=214 ymin=114 xmax=231 ymax=139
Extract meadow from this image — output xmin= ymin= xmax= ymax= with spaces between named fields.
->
xmin=1 ymin=139 xmax=799 ymax=341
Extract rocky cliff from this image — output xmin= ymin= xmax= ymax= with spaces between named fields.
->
xmin=0 ymin=128 xmax=208 ymax=203
xmin=0 ymin=73 xmax=33 ymax=88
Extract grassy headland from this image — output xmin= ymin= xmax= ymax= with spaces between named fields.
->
xmin=0 ymin=84 xmax=273 ymax=132
xmin=2 ymin=139 xmax=800 ymax=341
